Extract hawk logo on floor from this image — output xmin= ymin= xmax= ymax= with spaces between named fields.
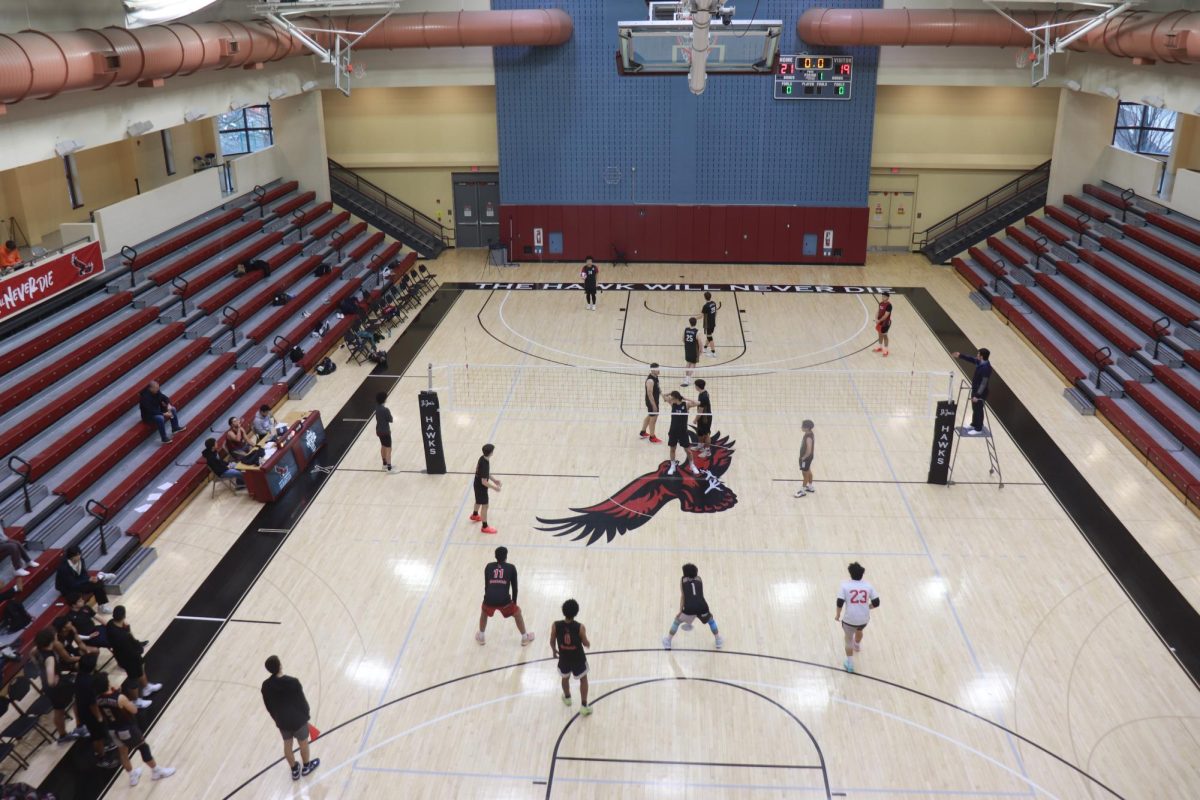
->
xmin=536 ymin=432 xmax=737 ymax=546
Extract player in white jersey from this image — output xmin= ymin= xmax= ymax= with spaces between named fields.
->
xmin=834 ymin=561 xmax=879 ymax=673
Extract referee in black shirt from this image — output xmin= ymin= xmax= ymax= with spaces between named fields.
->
xmin=952 ymin=349 xmax=993 ymax=434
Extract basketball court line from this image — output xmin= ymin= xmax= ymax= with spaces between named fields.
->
xmin=620 ymin=290 xmax=749 ymax=365
xmin=553 ymin=755 xmax=825 ymax=770
xmin=220 ymin=649 xmax=1125 ymax=799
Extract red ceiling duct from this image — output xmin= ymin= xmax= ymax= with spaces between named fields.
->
xmin=0 ymin=9 xmax=572 ymax=108
xmin=797 ymin=8 xmax=1200 ymax=65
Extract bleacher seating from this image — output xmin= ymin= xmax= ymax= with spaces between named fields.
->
xmin=953 ymin=181 xmax=1200 ymax=507
xmin=0 ymin=177 xmax=434 ymax=754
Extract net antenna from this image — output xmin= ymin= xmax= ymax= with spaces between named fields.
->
xmin=253 ymin=1 xmax=405 ymax=96
xmin=983 ymin=0 xmax=1144 ymax=86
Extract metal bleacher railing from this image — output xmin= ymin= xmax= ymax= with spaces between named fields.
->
xmin=327 ymin=159 xmax=450 ymax=258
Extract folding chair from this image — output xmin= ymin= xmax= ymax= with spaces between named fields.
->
xmin=343 ymin=332 xmax=371 ymax=365
xmin=17 ymin=662 xmax=56 ymax=719
xmin=209 ymin=472 xmax=241 ymax=498
xmin=418 ymin=263 xmax=439 ymax=291
xmin=0 ymin=680 xmax=56 ymax=750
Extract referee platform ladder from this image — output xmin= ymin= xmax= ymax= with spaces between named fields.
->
xmin=946 ymin=379 xmax=1004 ymax=488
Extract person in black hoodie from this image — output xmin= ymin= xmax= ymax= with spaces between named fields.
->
xmin=138 ymin=381 xmax=185 ymax=443
xmin=105 ymin=606 xmax=161 ymax=707
xmin=261 ymin=655 xmax=319 ymax=781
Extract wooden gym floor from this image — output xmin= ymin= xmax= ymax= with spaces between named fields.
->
xmin=31 ymin=252 xmax=1200 ymax=799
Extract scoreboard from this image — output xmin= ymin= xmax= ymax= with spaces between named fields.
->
xmin=774 ymin=55 xmax=853 ymax=100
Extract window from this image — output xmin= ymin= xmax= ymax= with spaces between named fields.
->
xmin=1112 ymin=102 xmax=1177 ymax=157
xmin=161 ymin=129 xmax=176 ymax=176
xmin=63 ymin=154 xmax=84 ymax=209
xmin=217 ymin=105 xmax=274 ymax=157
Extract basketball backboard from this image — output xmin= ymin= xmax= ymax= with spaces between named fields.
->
xmin=617 ymin=19 xmax=782 ymax=76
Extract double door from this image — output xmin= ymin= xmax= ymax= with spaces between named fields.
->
xmin=452 ymin=173 xmax=500 ymax=248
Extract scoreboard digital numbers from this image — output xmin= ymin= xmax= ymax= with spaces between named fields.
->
xmin=774 ymin=55 xmax=853 ymax=101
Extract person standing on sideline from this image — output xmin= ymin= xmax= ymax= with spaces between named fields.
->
xmin=691 ymin=379 xmax=712 ymax=458
xmin=951 ymin=348 xmax=993 ymax=434
xmin=105 ymin=606 xmax=162 ymax=707
xmin=261 ymin=655 xmax=320 ymax=781
xmin=138 ymin=380 xmax=185 ymax=443
xmin=375 ymin=391 xmax=393 ymax=471
xmin=470 ymin=444 xmax=502 ymax=534
xmin=476 ymin=546 xmax=535 ymax=646
xmin=33 ymin=628 xmax=77 ymax=744
xmin=74 ymin=658 xmax=117 ymax=768
xmin=700 ymin=292 xmax=718 ymax=358
xmin=94 ymin=673 xmax=175 ymax=786
xmin=795 ymin=419 xmax=816 ymax=497
xmin=665 ymin=391 xmax=700 ymax=477
xmin=873 ymin=292 xmax=893 ymax=357
xmin=662 ymin=563 xmax=724 ymax=650
xmin=835 ymin=561 xmax=880 ymax=673
xmin=639 ymin=364 xmax=662 ymax=443
xmin=682 ymin=318 xmax=700 ymax=386
xmin=551 ymin=599 xmax=591 ymax=716
xmin=580 ymin=256 xmax=599 ymax=310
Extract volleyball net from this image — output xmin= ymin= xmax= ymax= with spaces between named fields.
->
xmin=427 ymin=363 xmax=955 ymax=422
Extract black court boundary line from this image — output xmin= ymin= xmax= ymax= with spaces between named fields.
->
xmin=544 ymin=677 xmax=832 ymax=800
xmin=215 ymin=648 xmax=1124 ymax=799
xmin=39 ymin=289 xmax=463 ymax=800
xmin=906 ymin=287 xmax=1200 ymax=689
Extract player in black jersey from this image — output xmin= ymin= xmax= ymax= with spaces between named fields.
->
xmin=470 ymin=443 xmax=501 ymax=534
xmin=682 ymin=318 xmax=700 ymax=386
xmin=665 ymin=391 xmax=700 ymax=476
xmin=476 ymin=546 xmax=535 ymax=646
xmin=94 ymin=673 xmax=175 ymax=786
xmin=691 ymin=378 xmax=712 ymax=458
xmin=701 ymin=292 xmax=718 ymax=358
xmin=662 ymin=563 xmax=724 ymax=649
xmin=550 ymin=598 xmax=592 ymax=715
xmin=580 ymin=256 xmax=599 ymax=310
xmin=639 ymin=363 xmax=663 ymax=443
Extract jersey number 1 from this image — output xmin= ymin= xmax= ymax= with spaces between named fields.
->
xmin=492 ymin=568 xmax=504 ymax=579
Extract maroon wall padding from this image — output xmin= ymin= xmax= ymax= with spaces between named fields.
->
xmin=499 ymin=205 xmax=869 ymax=264
xmin=1098 ymin=239 xmax=1200 ymax=302
xmin=0 ymin=292 xmax=132 ymax=378
xmin=127 ymin=207 xmax=244 ymax=269
xmin=0 ymin=307 xmax=159 ymax=408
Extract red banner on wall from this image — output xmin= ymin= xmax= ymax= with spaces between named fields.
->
xmin=0 ymin=241 xmax=103 ymax=322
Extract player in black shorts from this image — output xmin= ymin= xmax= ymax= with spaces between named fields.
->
xmin=665 ymin=390 xmax=700 ymax=476
xmin=701 ymin=292 xmax=718 ymax=358
xmin=476 ymin=546 xmax=534 ymax=646
xmin=580 ymin=256 xmax=598 ymax=310
xmin=550 ymin=599 xmax=592 ymax=715
xmin=375 ymin=391 xmax=393 ymax=471
xmin=796 ymin=419 xmax=816 ymax=497
xmin=94 ymin=673 xmax=175 ymax=786
xmin=682 ymin=318 xmax=699 ymax=386
xmin=470 ymin=443 xmax=501 ymax=534
xmin=639 ymin=363 xmax=662 ymax=443
xmin=662 ymin=563 xmax=724 ymax=649
xmin=691 ymin=378 xmax=712 ymax=459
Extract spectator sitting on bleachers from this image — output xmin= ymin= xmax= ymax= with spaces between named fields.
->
xmin=65 ymin=592 xmax=108 ymax=647
xmin=0 ymin=530 xmax=39 ymax=585
xmin=252 ymin=404 xmax=277 ymax=439
xmin=203 ymin=438 xmax=246 ymax=488
xmin=338 ymin=294 xmax=362 ymax=318
xmin=138 ymin=381 xmax=186 ymax=444
xmin=225 ymin=416 xmax=255 ymax=460
xmin=56 ymin=545 xmax=114 ymax=615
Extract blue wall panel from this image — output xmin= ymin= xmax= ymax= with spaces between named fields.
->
xmin=493 ymin=0 xmax=881 ymax=207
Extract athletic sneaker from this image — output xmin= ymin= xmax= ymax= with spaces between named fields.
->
xmin=14 ymin=568 xmax=28 ymax=577
xmin=562 ymin=695 xmax=572 ymax=707
xmin=151 ymin=767 xmax=175 ymax=781
xmin=666 ymin=462 xmax=677 ymax=476
xmin=475 ymin=630 xmax=485 ymax=645
xmin=301 ymin=759 xmax=320 ymax=776
xmin=521 ymin=632 xmax=535 ymax=646
xmin=648 ymin=436 xmax=662 ymax=444
xmin=469 ymin=513 xmax=482 ymax=522
xmin=680 ymin=381 xmax=690 ymax=387
xmin=714 ymin=635 xmax=725 ymax=649
xmin=882 ymin=351 xmax=889 ymax=357
xmin=97 ymin=604 xmax=113 ymax=615
xmin=580 ymin=705 xmax=593 ymax=717
xmin=794 ymin=488 xmax=807 ymax=498
xmin=872 ymin=347 xmax=882 ymax=353
xmin=130 ymin=767 xmax=144 ymax=787
xmin=843 ymin=658 xmax=854 ymax=673
xmin=661 ymin=636 xmax=672 ymax=650
xmin=965 ymin=428 xmax=985 ymax=436
xmin=142 ymin=682 xmax=163 ymax=696
xmin=27 ymin=561 xmax=39 ymax=568
xmin=135 ymin=698 xmax=152 ymax=709
xmin=291 ymin=763 xmax=302 ymax=781
xmin=804 ymin=485 xmax=815 ymax=493
xmin=639 ymin=431 xmax=649 ymax=439
xmin=481 ymin=525 xmax=498 ymax=534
